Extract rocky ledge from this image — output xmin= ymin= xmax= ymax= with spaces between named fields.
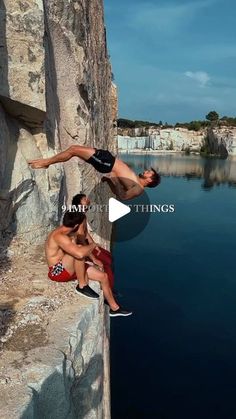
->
xmin=0 ymin=244 xmax=110 ymax=419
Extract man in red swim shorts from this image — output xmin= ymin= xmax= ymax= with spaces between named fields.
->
xmin=45 ymin=210 xmax=132 ymax=316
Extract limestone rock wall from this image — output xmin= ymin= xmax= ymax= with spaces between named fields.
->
xmin=0 ymin=0 xmax=116 ymax=249
xmin=118 ymin=127 xmax=236 ymax=156
xmin=0 ymin=2 xmax=115 ymax=417
xmin=118 ymin=128 xmax=205 ymax=153
xmin=206 ymin=127 xmax=236 ymax=156
xmin=0 ymin=257 xmax=110 ymax=419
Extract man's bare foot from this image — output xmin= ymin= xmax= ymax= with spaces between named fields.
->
xmin=28 ymin=159 xmax=49 ymax=169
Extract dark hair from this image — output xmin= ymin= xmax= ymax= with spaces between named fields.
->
xmin=62 ymin=210 xmax=85 ymax=227
xmin=72 ymin=193 xmax=86 ymax=206
xmin=146 ymin=168 xmax=161 ymax=188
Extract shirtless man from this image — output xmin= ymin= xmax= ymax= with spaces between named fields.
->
xmin=46 ymin=209 xmax=132 ymax=316
xmin=71 ymin=193 xmax=114 ymax=289
xmin=28 ymin=146 xmax=161 ymax=200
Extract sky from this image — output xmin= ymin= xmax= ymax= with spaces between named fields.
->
xmin=104 ymin=0 xmax=236 ymax=123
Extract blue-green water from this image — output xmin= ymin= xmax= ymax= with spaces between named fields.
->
xmin=111 ymin=154 xmax=236 ymax=419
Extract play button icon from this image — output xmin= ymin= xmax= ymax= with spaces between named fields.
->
xmin=85 ymin=176 xmax=151 ymax=241
xmin=108 ymin=198 xmax=131 ymax=222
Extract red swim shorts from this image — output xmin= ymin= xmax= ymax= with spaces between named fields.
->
xmin=48 ymin=261 xmax=77 ymax=282
xmin=48 ymin=261 xmax=91 ymax=282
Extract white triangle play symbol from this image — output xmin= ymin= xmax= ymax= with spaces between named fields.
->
xmin=108 ymin=198 xmax=131 ymax=222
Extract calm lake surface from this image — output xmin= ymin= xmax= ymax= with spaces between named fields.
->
xmin=111 ymin=153 xmax=236 ymax=419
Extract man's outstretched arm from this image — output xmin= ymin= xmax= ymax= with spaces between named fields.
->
xmin=103 ymin=177 xmax=142 ymax=200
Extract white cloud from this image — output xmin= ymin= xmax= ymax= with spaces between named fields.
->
xmin=184 ymin=71 xmax=210 ymax=87
xmin=118 ymin=63 xmax=232 ymax=121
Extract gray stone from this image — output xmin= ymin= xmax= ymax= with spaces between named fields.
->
xmin=0 ymin=0 xmax=117 ymax=248
xmin=0 ymin=0 xmax=116 ymax=417
xmin=0 ymin=251 xmax=111 ymax=419
xmin=0 ymin=0 xmax=46 ymax=125
xmin=206 ymin=126 xmax=236 ymax=156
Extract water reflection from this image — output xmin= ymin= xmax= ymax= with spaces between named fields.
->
xmin=120 ymin=153 xmax=236 ymax=190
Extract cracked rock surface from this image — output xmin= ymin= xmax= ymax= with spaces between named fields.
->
xmin=0 ymin=0 xmax=117 ymax=248
xmin=0 ymin=1 xmax=117 ymax=417
xmin=0 ymin=243 xmax=110 ymax=419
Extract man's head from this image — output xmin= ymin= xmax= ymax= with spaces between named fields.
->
xmin=72 ymin=193 xmax=90 ymax=207
xmin=62 ymin=210 xmax=85 ymax=232
xmin=139 ymin=167 xmax=161 ymax=188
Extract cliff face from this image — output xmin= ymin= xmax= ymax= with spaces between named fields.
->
xmin=0 ymin=0 xmax=116 ymax=249
xmin=0 ymin=248 xmax=110 ymax=419
xmin=0 ymin=1 xmax=116 ymax=417
xmin=118 ymin=126 xmax=236 ymax=156
xmin=118 ymin=127 xmax=204 ymax=153
xmin=206 ymin=127 xmax=236 ymax=156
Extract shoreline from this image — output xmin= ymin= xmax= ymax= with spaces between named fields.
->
xmin=118 ymin=149 xmax=204 ymax=157
xmin=118 ymin=149 xmax=188 ymax=154
xmin=118 ymin=149 xmax=236 ymax=160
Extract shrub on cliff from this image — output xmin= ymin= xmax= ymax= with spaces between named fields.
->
xmin=220 ymin=116 xmax=236 ymax=126
xmin=188 ymin=121 xmax=202 ymax=131
xmin=134 ymin=120 xmax=159 ymax=127
xmin=175 ymin=120 xmax=208 ymax=131
xmin=117 ymin=118 xmax=160 ymax=129
xmin=118 ymin=119 xmax=136 ymax=128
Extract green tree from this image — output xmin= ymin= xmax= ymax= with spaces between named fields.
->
xmin=117 ymin=119 xmax=135 ymax=128
xmin=206 ymin=111 xmax=219 ymax=122
xmin=188 ymin=121 xmax=202 ymax=131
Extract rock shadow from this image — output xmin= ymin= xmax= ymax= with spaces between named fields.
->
xmin=21 ymin=353 xmax=104 ymax=419
xmin=0 ymin=2 xmax=18 ymax=270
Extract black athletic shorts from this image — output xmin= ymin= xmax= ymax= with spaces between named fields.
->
xmin=86 ymin=149 xmax=116 ymax=174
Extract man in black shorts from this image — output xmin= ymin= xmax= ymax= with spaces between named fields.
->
xmin=86 ymin=149 xmax=116 ymax=173
xmin=29 ymin=145 xmax=161 ymax=200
